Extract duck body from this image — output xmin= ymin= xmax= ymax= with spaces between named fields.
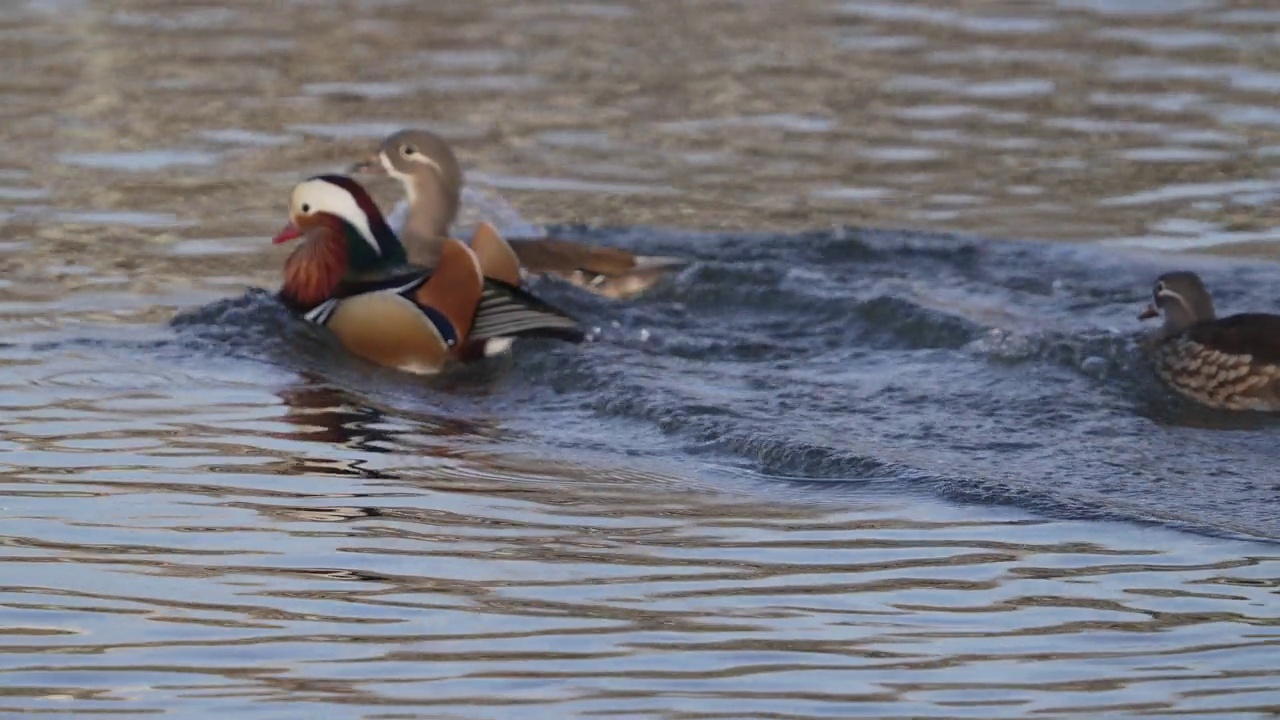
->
xmin=302 ymin=246 xmax=480 ymax=374
xmin=505 ymin=237 xmax=687 ymax=300
xmin=274 ymin=175 xmax=583 ymax=374
xmin=1140 ymin=271 xmax=1280 ymax=411
xmin=351 ymin=129 xmax=687 ymax=299
xmin=1150 ymin=313 xmax=1280 ymax=411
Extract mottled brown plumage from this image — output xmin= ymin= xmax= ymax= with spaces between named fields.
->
xmin=1139 ymin=271 xmax=1280 ymax=411
xmin=350 ymin=128 xmax=687 ymax=299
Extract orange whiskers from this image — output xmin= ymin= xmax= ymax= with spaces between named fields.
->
xmin=280 ymin=229 xmax=348 ymax=310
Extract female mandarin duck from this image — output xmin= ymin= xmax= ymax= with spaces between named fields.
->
xmin=273 ymin=174 xmax=583 ymax=374
xmin=1138 ymin=270 xmax=1280 ymax=411
xmin=349 ymin=129 xmax=688 ymax=300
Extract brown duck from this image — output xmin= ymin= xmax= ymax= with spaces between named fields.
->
xmin=1138 ymin=270 xmax=1280 ymax=411
xmin=350 ymin=129 xmax=687 ymax=299
xmin=272 ymin=174 xmax=583 ymax=373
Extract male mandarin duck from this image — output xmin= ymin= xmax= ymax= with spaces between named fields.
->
xmin=349 ymin=129 xmax=688 ymax=299
xmin=1138 ymin=270 xmax=1280 ymax=411
xmin=273 ymin=174 xmax=584 ymax=374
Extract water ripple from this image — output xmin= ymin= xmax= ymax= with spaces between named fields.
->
xmin=5 ymin=0 xmax=1280 ymax=716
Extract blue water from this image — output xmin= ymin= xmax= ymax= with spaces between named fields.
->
xmin=173 ymin=227 xmax=1280 ymax=540
xmin=4 ymin=226 xmax=1279 ymax=718
xmin=6 ymin=0 xmax=1280 ymax=714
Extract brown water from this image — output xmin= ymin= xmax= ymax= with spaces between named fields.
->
xmin=3 ymin=0 xmax=1280 ymax=717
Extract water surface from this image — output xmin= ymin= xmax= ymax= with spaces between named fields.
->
xmin=2 ymin=0 xmax=1280 ymax=717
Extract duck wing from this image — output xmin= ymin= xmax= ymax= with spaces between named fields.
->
xmin=1188 ymin=313 xmax=1280 ymax=365
xmin=472 ymin=278 xmax=585 ymax=344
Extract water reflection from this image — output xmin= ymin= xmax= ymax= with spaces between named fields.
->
xmin=5 ymin=0 xmax=1280 ymax=254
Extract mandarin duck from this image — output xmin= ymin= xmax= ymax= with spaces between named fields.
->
xmin=349 ymin=128 xmax=688 ymax=299
xmin=1138 ymin=270 xmax=1280 ymax=411
xmin=273 ymin=174 xmax=583 ymax=374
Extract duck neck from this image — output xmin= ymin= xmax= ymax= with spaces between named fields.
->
xmin=1160 ymin=297 xmax=1213 ymax=341
xmin=345 ymin=220 xmax=407 ymax=275
xmin=399 ymin=178 xmax=459 ymax=267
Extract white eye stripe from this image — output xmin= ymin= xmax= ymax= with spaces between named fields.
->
xmin=378 ymin=150 xmax=402 ymax=178
xmin=293 ymin=179 xmax=381 ymax=256
xmin=409 ymin=153 xmax=444 ymax=177
xmin=379 ymin=151 xmax=416 ymax=205
xmin=1156 ymin=287 xmax=1189 ymax=310
xmin=382 ymin=148 xmax=444 ymax=179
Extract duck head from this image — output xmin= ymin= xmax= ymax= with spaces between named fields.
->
xmin=273 ymin=175 xmax=407 ymax=311
xmin=1138 ymin=270 xmax=1216 ymax=334
xmin=272 ymin=174 xmax=407 ymax=270
xmin=349 ymin=129 xmax=463 ymax=242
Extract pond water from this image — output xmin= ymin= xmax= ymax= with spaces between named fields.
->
xmin=1 ymin=0 xmax=1279 ymax=717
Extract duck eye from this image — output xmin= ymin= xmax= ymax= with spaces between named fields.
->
xmin=401 ymin=144 xmax=417 ymax=156
xmin=300 ymin=203 xmax=312 ymax=214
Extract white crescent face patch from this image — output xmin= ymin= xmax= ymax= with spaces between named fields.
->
xmin=291 ymin=179 xmax=381 ymax=256
xmin=378 ymin=151 xmax=414 ymax=204
xmin=1157 ymin=287 xmax=1188 ymax=312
